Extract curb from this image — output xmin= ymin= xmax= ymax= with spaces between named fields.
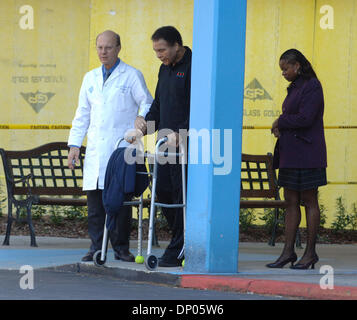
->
xmin=42 ymin=263 xmax=181 ymax=287
xmin=180 ymin=275 xmax=357 ymax=300
xmin=42 ymin=264 xmax=357 ymax=300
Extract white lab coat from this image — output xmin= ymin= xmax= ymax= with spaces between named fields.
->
xmin=68 ymin=60 xmax=153 ymax=190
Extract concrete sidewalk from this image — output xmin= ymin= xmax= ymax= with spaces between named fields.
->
xmin=1 ymin=235 xmax=357 ymax=300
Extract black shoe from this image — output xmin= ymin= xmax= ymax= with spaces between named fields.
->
xmin=290 ymin=255 xmax=319 ymax=270
xmin=266 ymin=252 xmax=297 ymax=268
xmin=114 ymin=249 xmax=135 ymax=262
xmin=158 ymin=256 xmax=183 ymax=267
xmin=81 ymin=252 xmax=94 ymax=262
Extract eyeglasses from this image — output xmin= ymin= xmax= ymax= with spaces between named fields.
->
xmin=96 ymin=46 xmax=116 ymax=52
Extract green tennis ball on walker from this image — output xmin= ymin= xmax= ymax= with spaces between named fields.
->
xmin=182 ymin=259 xmax=185 ymax=267
xmin=135 ymin=255 xmax=144 ymax=264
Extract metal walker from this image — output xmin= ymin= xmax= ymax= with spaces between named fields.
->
xmin=93 ymin=137 xmax=186 ymax=271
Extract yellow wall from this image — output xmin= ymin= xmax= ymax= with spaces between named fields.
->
xmin=312 ymin=0 xmax=357 ymax=226
xmin=1 ymin=0 xmax=356 ymax=227
xmin=0 ymin=0 xmax=91 ymax=149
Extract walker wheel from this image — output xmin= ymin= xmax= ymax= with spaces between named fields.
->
xmin=93 ymin=250 xmax=106 ymax=267
xmin=145 ymin=254 xmax=158 ymax=270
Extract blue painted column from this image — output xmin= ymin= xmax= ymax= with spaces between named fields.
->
xmin=185 ymin=0 xmax=247 ymax=273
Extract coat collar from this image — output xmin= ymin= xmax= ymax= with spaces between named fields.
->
xmin=107 ymin=59 xmax=126 ymax=83
xmin=287 ymin=75 xmax=305 ymax=93
xmin=101 ymin=58 xmax=120 ymax=79
xmin=168 ymin=46 xmax=192 ymax=70
xmin=95 ymin=59 xmax=127 ymax=86
xmin=288 ymin=76 xmax=305 ymax=89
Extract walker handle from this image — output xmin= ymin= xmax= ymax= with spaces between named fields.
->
xmin=115 ymin=137 xmax=144 ymax=152
xmin=115 ymin=138 xmax=125 ymax=149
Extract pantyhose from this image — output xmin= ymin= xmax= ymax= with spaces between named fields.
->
xmin=278 ymin=188 xmax=320 ymax=264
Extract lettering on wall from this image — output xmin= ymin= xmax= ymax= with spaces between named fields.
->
xmin=320 ymin=5 xmax=334 ymax=30
xmin=19 ymin=5 xmax=34 ymax=30
xmin=12 ymin=64 xmax=64 ymax=113
xmin=243 ymin=109 xmax=281 ymax=118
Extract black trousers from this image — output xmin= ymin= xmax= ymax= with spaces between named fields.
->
xmin=156 ymin=162 xmax=186 ymax=259
xmin=86 ymin=189 xmax=132 ymax=254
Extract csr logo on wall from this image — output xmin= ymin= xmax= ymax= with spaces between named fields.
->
xmin=244 ymin=78 xmax=272 ymax=101
xmin=20 ymin=91 xmax=55 ymax=113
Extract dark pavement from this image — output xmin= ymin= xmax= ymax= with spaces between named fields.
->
xmin=0 ymin=269 xmax=286 ymax=300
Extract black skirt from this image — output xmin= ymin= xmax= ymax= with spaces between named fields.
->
xmin=278 ymin=168 xmax=327 ymax=191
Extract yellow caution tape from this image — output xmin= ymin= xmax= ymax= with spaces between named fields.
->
xmin=327 ymin=181 xmax=357 ymax=185
xmin=242 ymin=125 xmax=357 ymax=130
xmin=327 ymin=126 xmax=357 ymax=129
xmin=0 ymin=124 xmax=356 ymax=130
xmin=0 ymin=124 xmax=71 ymax=130
xmin=243 ymin=126 xmax=269 ymax=129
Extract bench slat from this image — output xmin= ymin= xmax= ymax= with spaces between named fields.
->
xmin=36 ymin=197 xmax=87 ymax=206
xmin=13 ymin=187 xmax=85 ymax=196
xmin=240 ymin=200 xmax=287 ymax=208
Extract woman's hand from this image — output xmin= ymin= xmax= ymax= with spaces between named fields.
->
xmin=271 ymin=127 xmax=281 ymax=138
xmin=271 ymin=119 xmax=280 ymax=138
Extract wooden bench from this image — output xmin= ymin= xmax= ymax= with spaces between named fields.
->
xmin=0 ymin=142 xmax=299 ymax=248
xmin=240 ymin=153 xmax=301 ymax=247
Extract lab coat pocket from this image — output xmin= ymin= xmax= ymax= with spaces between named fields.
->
xmin=116 ymin=84 xmax=131 ymax=95
xmin=110 ymin=86 xmax=131 ymax=112
xmin=86 ymin=84 xmax=102 ymax=106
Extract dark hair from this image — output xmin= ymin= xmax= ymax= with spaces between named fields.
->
xmin=151 ymin=26 xmax=183 ymax=47
xmin=280 ymin=49 xmax=317 ymax=80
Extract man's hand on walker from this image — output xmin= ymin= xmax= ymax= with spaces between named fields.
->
xmin=167 ymin=132 xmax=182 ymax=147
xmin=124 ymin=129 xmax=144 ymax=144
xmin=134 ymin=116 xmax=147 ymax=135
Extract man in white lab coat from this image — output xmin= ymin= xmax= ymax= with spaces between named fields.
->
xmin=67 ymin=30 xmax=153 ymax=262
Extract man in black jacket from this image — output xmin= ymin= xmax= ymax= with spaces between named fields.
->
xmin=133 ymin=26 xmax=191 ymax=267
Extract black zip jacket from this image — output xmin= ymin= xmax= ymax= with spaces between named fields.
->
xmin=145 ymin=47 xmax=192 ymax=133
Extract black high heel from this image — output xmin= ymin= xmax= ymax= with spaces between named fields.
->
xmin=290 ymin=255 xmax=319 ymax=270
xmin=266 ymin=252 xmax=297 ymax=268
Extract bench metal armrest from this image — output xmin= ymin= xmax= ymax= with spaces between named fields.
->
xmin=8 ymin=173 xmax=34 ymax=197
xmin=12 ymin=173 xmax=32 ymax=185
